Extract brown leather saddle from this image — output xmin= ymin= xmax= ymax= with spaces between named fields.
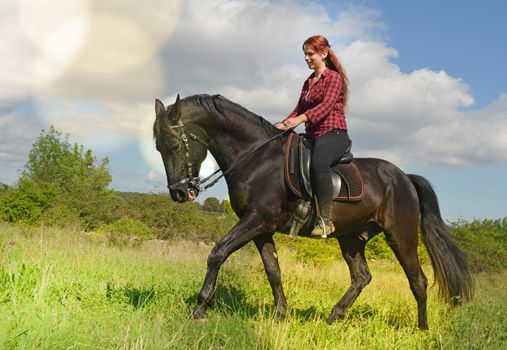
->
xmin=284 ymin=132 xmax=365 ymax=201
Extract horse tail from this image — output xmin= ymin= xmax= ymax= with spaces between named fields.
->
xmin=408 ymin=174 xmax=473 ymax=305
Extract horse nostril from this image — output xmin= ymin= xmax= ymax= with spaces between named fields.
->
xmin=170 ymin=188 xmax=188 ymax=202
xmin=177 ymin=189 xmax=187 ymax=202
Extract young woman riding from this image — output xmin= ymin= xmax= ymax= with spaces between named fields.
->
xmin=276 ymin=35 xmax=351 ymax=237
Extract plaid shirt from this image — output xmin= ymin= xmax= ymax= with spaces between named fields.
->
xmin=285 ymin=68 xmax=347 ymax=138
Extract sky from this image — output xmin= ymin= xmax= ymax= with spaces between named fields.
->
xmin=0 ymin=0 xmax=506 ymax=222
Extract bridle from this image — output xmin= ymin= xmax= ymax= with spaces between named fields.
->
xmin=166 ymin=119 xmax=289 ymax=194
xmin=166 ymin=120 xmax=208 ymax=193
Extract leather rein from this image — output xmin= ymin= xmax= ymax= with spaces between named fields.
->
xmin=168 ymin=120 xmax=289 ymax=193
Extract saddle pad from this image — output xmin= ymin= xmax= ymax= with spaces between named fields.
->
xmin=331 ymin=162 xmax=365 ymax=201
xmin=284 ymin=133 xmax=365 ymax=202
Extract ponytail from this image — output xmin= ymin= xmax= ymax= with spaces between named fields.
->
xmin=326 ymin=48 xmax=349 ymax=108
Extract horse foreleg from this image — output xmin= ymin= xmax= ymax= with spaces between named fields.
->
xmin=254 ymin=234 xmax=288 ymax=320
xmin=192 ymin=213 xmax=273 ymax=319
xmin=327 ymin=234 xmax=371 ymax=324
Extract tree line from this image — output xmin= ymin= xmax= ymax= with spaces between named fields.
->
xmin=0 ymin=126 xmax=505 ymax=271
xmin=0 ymin=126 xmax=236 ymax=241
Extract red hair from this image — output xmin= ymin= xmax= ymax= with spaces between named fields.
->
xmin=303 ymin=35 xmax=349 ymax=108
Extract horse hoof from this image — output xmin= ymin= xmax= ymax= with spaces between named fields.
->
xmin=326 ymin=313 xmax=344 ymax=325
xmin=276 ymin=312 xmax=287 ymax=321
xmin=192 ymin=307 xmax=206 ymax=320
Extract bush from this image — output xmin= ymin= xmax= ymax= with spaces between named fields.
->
xmin=0 ymin=179 xmax=56 ymax=224
xmin=39 ymin=204 xmax=82 ymax=229
xmin=120 ymin=192 xmax=237 ymax=241
xmin=274 ymin=233 xmax=340 ymax=265
xmin=98 ymin=218 xmax=152 ymax=238
xmin=451 ymin=218 xmax=507 ymax=272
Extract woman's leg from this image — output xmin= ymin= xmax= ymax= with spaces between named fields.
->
xmin=311 ymin=130 xmax=351 ymax=235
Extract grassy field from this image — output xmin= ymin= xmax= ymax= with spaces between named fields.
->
xmin=0 ymin=223 xmax=505 ymax=349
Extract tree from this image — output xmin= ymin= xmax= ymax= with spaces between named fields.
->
xmin=202 ymin=197 xmax=223 ymax=212
xmin=0 ymin=126 xmax=116 ymax=227
xmin=22 ymin=126 xmax=111 ymax=192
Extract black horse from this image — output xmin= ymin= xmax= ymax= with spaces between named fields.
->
xmin=153 ymin=94 xmax=472 ymax=330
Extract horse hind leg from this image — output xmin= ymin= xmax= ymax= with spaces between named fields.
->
xmin=384 ymin=223 xmax=429 ymax=330
xmin=327 ymin=234 xmax=371 ymax=324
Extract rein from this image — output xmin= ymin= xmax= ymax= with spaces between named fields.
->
xmin=198 ymin=129 xmax=290 ymax=191
xmin=168 ymin=119 xmax=289 ymax=192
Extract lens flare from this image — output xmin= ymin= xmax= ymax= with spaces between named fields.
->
xmin=17 ymin=0 xmax=91 ymax=90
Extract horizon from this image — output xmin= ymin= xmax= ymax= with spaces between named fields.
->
xmin=1 ymin=0 xmax=506 ymax=221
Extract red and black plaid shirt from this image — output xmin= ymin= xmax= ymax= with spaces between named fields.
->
xmin=285 ymin=68 xmax=347 ymax=138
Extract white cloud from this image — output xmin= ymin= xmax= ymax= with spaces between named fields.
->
xmin=0 ymin=109 xmax=44 ymax=183
xmin=340 ymin=40 xmax=506 ymax=167
xmin=146 ymin=170 xmax=160 ymax=183
xmin=1 ymin=0 xmax=506 ymax=188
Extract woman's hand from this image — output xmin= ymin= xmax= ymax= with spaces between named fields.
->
xmin=283 ymin=115 xmax=308 ymax=129
xmin=275 ymin=122 xmax=288 ymax=130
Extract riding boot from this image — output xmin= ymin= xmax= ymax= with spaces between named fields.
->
xmin=311 ymin=172 xmax=336 ymax=237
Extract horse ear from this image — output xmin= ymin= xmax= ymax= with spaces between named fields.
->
xmin=155 ymin=99 xmax=165 ymax=115
xmin=168 ymin=94 xmax=181 ymax=122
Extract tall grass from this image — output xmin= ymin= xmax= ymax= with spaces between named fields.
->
xmin=0 ymin=222 xmax=505 ymax=349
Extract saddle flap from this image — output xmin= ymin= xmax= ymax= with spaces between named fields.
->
xmin=299 ymin=138 xmax=313 ymax=198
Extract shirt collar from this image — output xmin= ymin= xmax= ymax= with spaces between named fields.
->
xmin=308 ymin=67 xmax=329 ymax=80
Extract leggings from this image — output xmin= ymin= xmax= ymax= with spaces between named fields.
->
xmin=311 ymin=130 xmax=351 ymax=175
xmin=310 ymin=130 xmax=351 ymax=218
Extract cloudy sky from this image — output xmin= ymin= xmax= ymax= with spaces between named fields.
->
xmin=1 ymin=0 xmax=506 ymax=221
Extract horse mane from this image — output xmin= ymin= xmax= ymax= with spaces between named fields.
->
xmin=182 ymin=94 xmax=278 ymax=137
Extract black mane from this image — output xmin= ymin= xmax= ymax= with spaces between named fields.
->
xmin=182 ymin=94 xmax=278 ymax=137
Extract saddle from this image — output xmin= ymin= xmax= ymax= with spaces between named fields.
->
xmin=284 ymin=132 xmax=365 ymax=201
xmin=283 ymin=132 xmax=365 ymax=238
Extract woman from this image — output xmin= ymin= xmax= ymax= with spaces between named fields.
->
xmin=276 ymin=35 xmax=351 ymax=237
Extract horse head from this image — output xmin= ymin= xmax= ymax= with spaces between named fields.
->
xmin=154 ymin=95 xmax=208 ymax=202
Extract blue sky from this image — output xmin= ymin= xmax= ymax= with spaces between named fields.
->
xmin=1 ymin=0 xmax=506 ymax=221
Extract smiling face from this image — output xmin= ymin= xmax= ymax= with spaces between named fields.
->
xmin=303 ymin=44 xmax=328 ymax=71
xmin=154 ymin=96 xmax=208 ymax=202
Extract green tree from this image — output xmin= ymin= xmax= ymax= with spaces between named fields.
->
xmin=23 ymin=126 xmax=111 ymax=192
xmin=202 ymin=197 xmax=223 ymax=212
xmin=0 ymin=126 xmax=117 ymax=227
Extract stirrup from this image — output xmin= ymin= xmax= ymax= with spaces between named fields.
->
xmin=311 ymin=218 xmax=335 ymax=238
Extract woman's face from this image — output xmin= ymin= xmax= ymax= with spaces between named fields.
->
xmin=303 ymin=45 xmax=327 ymax=70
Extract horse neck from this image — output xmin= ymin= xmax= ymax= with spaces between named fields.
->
xmin=197 ymin=109 xmax=278 ymax=173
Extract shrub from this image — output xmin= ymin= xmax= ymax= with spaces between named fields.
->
xmin=39 ymin=204 xmax=83 ymax=229
xmin=97 ymin=218 xmax=152 ymax=238
xmin=451 ymin=218 xmax=507 ymax=272
xmin=0 ymin=179 xmax=56 ymax=224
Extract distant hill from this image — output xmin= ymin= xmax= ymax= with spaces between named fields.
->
xmin=0 ymin=182 xmax=8 ymax=190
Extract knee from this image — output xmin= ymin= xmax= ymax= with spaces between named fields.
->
xmin=353 ymin=271 xmax=372 ymax=288
xmin=207 ymin=247 xmax=226 ymax=267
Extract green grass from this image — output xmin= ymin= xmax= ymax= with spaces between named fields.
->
xmin=0 ymin=223 xmax=505 ymax=349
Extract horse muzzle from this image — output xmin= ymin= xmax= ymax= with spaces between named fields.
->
xmin=168 ymin=178 xmax=200 ymax=202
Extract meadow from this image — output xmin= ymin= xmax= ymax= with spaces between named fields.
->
xmin=0 ymin=222 xmax=505 ymax=350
